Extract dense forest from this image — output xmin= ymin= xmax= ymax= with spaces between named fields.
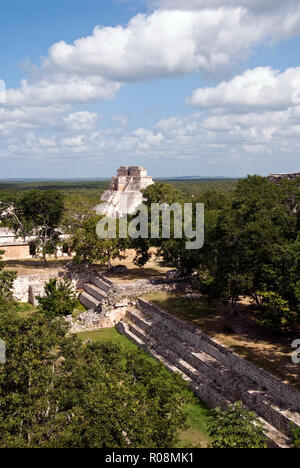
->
xmin=0 ymin=175 xmax=299 ymax=448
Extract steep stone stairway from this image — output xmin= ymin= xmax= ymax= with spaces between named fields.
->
xmin=117 ymin=300 xmax=300 ymax=448
xmin=79 ymin=275 xmax=113 ymax=311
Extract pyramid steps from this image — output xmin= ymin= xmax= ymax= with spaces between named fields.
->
xmin=79 ymin=291 xmax=100 ymax=310
xmin=125 ymin=308 xmax=300 ymax=437
xmin=83 ymin=283 xmax=107 ymax=302
xmin=79 ymin=275 xmax=113 ymax=311
xmin=117 ymin=305 xmax=299 ymax=448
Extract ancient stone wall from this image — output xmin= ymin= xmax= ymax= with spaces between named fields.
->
xmin=2 ymin=244 xmax=31 ymax=261
xmin=12 ymin=264 xmax=98 ymax=305
xmin=13 ymin=272 xmax=60 ymax=304
xmin=106 ymin=278 xmax=192 ymax=306
xmin=97 ymin=165 xmax=154 ymax=218
xmin=269 ymin=173 xmax=300 ymax=183
xmin=138 ymin=299 xmax=300 ymax=411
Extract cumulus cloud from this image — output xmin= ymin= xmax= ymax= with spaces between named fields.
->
xmin=63 ymin=111 xmax=99 ymax=131
xmin=45 ymin=7 xmax=300 ymax=83
xmin=4 ymin=1 xmax=300 ymax=113
xmin=111 ymin=114 xmax=128 ymax=126
xmin=158 ymin=0 xmax=298 ymax=13
xmin=188 ymin=67 xmax=300 ymax=111
xmin=2 ymin=1 xmax=300 ymax=173
xmin=2 ymin=102 xmax=300 ymax=171
xmin=5 ymin=74 xmax=121 ymax=108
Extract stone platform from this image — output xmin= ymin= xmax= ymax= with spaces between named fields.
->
xmin=117 ymin=299 xmax=300 ymax=448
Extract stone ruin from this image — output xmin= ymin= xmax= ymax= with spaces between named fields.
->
xmin=96 ymin=166 xmax=154 ymax=218
xmin=268 ymin=172 xmax=300 ymax=183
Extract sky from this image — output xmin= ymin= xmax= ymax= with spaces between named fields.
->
xmin=1 ymin=0 xmax=300 ymax=179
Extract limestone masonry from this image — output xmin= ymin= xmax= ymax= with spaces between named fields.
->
xmin=97 ymin=166 xmax=154 ymax=218
xmin=117 ymin=299 xmax=300 ymax=448
xmin=268 ymin=172 xmax=300 ymax=183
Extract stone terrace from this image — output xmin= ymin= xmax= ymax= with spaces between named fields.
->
xmin=117 ymin=299 xmax=300 ymax=448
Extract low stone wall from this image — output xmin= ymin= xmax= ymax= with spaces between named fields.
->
xmin=106 ymin=278 xmax=191 ymax=306
xmin=66 ymin=306 xmax=128 ymax=334
xmin=13 ymin=272 xmax=60 ymax=304
xmin=12 ymin=264 xmax=102 ymax=305
xmin=138 ymin=299 xmax=300 ymax=412
xmin=63 ymin=264 xmax=106 ymax=290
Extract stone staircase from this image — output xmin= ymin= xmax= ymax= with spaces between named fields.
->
xmin=117 ymin=300 xmax=300 ymax=448
xmin=79 ymin=275 xmax=113 ymax=311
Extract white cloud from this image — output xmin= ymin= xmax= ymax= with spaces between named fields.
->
xmin=158 ymin=0 xmax=297 ymax=13
xmin=63 ymin=111 xmax=99 ymax=131
xmin=2 ymin=1 xmax=300 ymax=174
xmin=45 ymin=6 xmax=300 ymax=83
xmin=0 ymin=80 xmax=6 ymax=104
xmin=6 ymin=74 xmax=121 ymax=107
xmin=188 ymin=67 xmax=300 ymax=111
xmin=3 ymin=104 xmax=300 ymax=168
xmin=3 ymin=1 xmax=300 ymax=116
xmin=111 ymin=114 xmax=128 ymax=126
xmin=0 ymin=104 xmax=70 ymax=135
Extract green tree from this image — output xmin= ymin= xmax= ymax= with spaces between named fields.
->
xmin=208 ymin=403 xmax=267 ymax=449
xmin=62 ymin=193 xmax=97 ymax=236
xmin=292 ymin=425 xmax=300 ymax=448
xmin=255 ymin=291 xmax=297 ymax=332
xmin=142 ymin=182 xmax=180 ymax=207
xmin=0 ymin=311 xmax=189 ymax=448
xmin=131 ymin=182 xmax=200 ymax=274
xmin=73 ymin=216 xmax=127 ymax=269
xmin=7 ymin=190 xmax=65 ymax=264
xmin=37 ymin=278 xmax=77 ymax=319
xmin=198 ymin=176 xmax=299 ymax=319
xmin=0 ymin=250 xmax=16 ymax=313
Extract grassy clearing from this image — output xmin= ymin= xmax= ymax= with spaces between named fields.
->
xmin=15 ymin=302 xmax=37 ymax=317
xmin=77 ymin=327 xmax=139 ymax=351
xmin=144 ymin=292 xmax=215 ymax=322
xmin=77 ymin=327 xmax=211 ymax=448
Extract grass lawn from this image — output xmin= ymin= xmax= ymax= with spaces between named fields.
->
xmin=72 ymin=301 xmax=87 ymax=318
xmin=15 ymin=302 xmax=37 ymax=317
xmin=77 ymin=327 xmax=139 ymax=351
xmin=144 ymin=292 xmax=215 ymax=322
xmin=144 ymin=292 xmax=300 ymax=390
xmin=77 ymin=327 xmax=211 ymax=448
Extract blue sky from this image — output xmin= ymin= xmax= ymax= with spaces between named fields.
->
xmin=1 ymin=0 xmax=300 ymax=178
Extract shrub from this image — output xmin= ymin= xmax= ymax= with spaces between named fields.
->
xmin=256 ymin=291 xmax=297 ymax=332
xmin=208 ymin=402 xmax=267 ymax=449
xmin=37 ymin=278 xmax=77 ymax=319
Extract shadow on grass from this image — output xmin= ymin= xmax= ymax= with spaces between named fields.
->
xmin=105 ymin=267 xmax=167 ymax=283
xmin=5 ymin=258 xmax=70 ymax=272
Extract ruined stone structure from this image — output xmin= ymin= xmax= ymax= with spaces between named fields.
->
xmin=269 ymin=172 xmax=300 ymax=183
xmin=97 ymin=166 xmax=154 ymax=218
xmin=13 ymin=260 xmax=300 ymax=448
xmin=0 ymin=228 xmax=34 ymax=260
xmin=0 ymin=226 xmax=70 ymax=261
xmin=117 ymin=299 xmax=300 ymax=448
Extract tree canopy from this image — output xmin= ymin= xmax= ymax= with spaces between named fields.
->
xmin=0 ymin=310 xmax=189 ymax=448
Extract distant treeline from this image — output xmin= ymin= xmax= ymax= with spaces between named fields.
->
xmin=0 ymin=178 xmax=238 ymax=199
